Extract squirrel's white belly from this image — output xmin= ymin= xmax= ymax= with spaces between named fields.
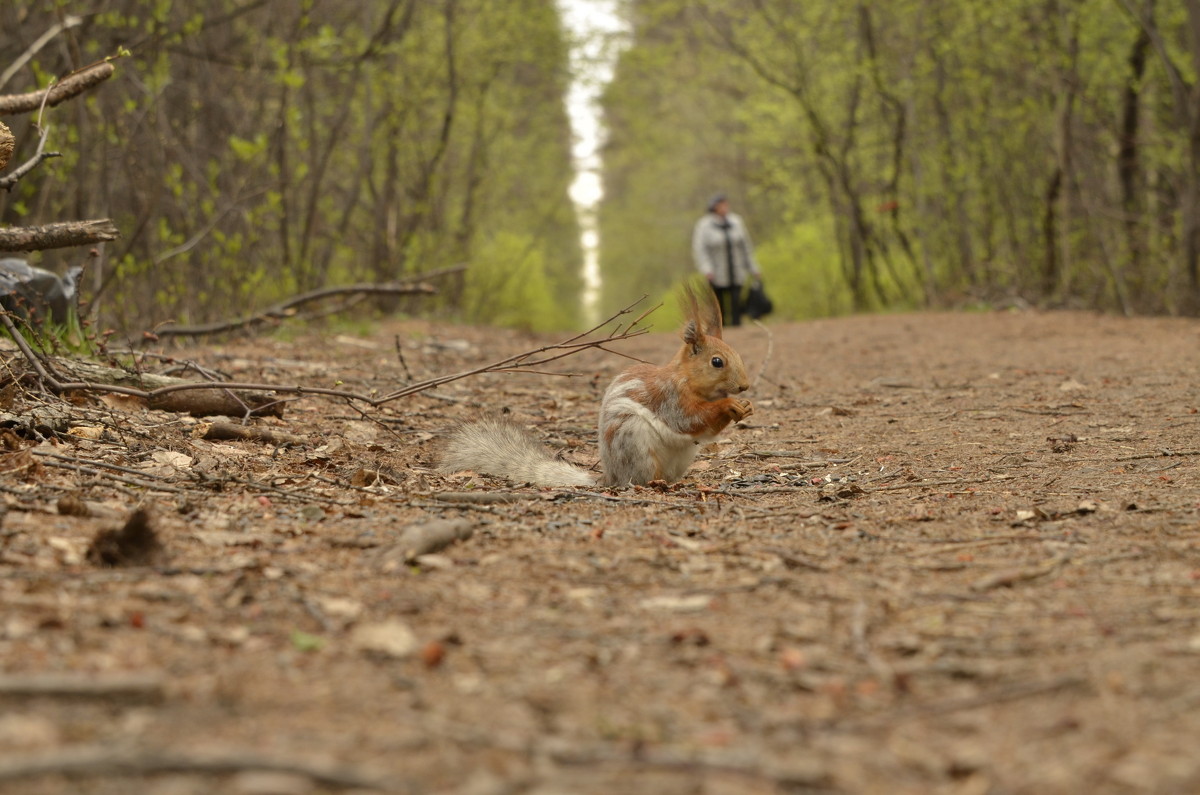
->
xmin=600 ymin=386 xmax=704 ymax=483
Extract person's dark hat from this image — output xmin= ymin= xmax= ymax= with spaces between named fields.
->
xmin=706 ymin=192 xmax=727 ymax=211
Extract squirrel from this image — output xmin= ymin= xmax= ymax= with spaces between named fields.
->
xmin=438 ymin=282 xmax=753 ymax=488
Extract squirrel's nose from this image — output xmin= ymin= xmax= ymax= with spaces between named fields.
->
xmin=737 ymin=382 xmax=749 ymax=394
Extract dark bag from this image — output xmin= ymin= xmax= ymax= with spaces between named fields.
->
xmin=0 ymin=258 xmax=80 ymax=325
xmin=744 ymin=281 xmax=773 ymax=320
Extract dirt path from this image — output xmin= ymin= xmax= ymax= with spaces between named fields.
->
xmin=2 ymin=309 xmax=1199 ymax=794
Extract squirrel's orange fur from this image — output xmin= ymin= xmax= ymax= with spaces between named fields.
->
xmin=439 ymin=282 xmax=753 ymax=487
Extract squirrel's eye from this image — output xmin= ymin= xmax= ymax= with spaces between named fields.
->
xmin=711 ymin=356 xmax=724 ymax=369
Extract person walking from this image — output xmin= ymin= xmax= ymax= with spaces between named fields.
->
xmin=692 ymin=193 xmax=761 ymax=327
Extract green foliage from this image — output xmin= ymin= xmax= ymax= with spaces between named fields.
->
xmin=6 ymin=0 xmax=1200 ymax=330
xmin=755 ymin=222 xmax=854 ymax=320
xmin=289 ymin=630 xmax=325 ymax=653
xmin=4 ymin=305 xmax=94 ymax=359
xmin=0 ymin=0 xmax=581 ymax=332
xmin=599 ymin=0 xmax=1200 ymax=317
xmin=228 ymin=134 xmax=268 ymax=162
xmin=596 ymin=5 xmax=751 ymax=318
xmin=460 ymin=232 xmax=574 ymax=332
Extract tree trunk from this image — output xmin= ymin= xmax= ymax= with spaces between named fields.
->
xmin=1118 ymin=15 xmax=1151 ymax=303
xmin=1042 ymin=168 xmax=1062 ymax=298
xmin=1185 ymin=0 xmax=1200 ymax=307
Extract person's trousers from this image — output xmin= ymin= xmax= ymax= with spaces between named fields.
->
xmin=710 ymin=283 xmax=744 ymax=327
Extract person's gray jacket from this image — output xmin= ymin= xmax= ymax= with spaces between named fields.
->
xmin=692 ymin=211 xmax=760 ymax=288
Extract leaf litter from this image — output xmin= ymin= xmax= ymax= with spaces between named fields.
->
xmin=0 ymin=311 xmax=1199 ymax=793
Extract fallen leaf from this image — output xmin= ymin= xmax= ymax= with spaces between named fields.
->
xmin=0 ymin=449 xmax=39 ymax=476
xmin=97 ymin=393 xmax=145 ymax=411
xmin=151 ymin=450 xmax=193 ymax=469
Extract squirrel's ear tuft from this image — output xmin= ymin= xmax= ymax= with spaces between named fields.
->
xmin=680 ymin=279 xmax=724 ymax=340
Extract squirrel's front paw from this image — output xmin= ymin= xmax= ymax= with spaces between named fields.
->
xmin=729 ymin=398 xmax=754 ymax=422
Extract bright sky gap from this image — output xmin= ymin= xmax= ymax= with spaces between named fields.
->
xmin=557 ymin=0 xmax=630 ymax=327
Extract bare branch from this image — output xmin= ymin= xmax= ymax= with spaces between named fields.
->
xmin=750 ymin=318 xmax=774 ymax=389
xmin=0 ymin=219 xmax=120 ymax=252
xmin=31 ymin=451 xmax=189 ymax=494
xmin=0 ymin=123 xmax=61 ymax=191
xmin=1 ymin=311 xmax=282 ymax=417
xmin=0 ymin=15 xmax=83 ymax=92
xmin=372 ymin=297 xmax=653 ymax=405
xmin=2 ymin=297 xmax=657 ymax=422
xmin=198 ymin=422 xmax=308 ymax=445
xmin=151 ymin=187 xmax=272 ymax=266
xmin=153 ymin=281 xmax=442 ymax=338
xmin=153 ymin=264 xmax=469 ymax=337
xmin=0 ymin=150 xmax=61 ymax=190
xmin=1 ymin=298 xmax=658 ymax=419
xmin=0 ymin=62 xmax=116 ymax=117
xmin=0 ymin=310 xmax=60 ymax=385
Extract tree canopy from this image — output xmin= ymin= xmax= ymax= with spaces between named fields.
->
xmin=598 ymin=0 xmax=1200 ymax=320
xmin=1 ymin=0 xmax=581 ymax=333
xmin=4 ymin=0 xmax=1200 ymax=333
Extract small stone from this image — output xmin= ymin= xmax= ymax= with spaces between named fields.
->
xmin=639 ymin=594 xmax=713 ymax=613
xmin=351 ymin=619 xmax=418 ymax=659
xmin=420 ymin=640 xmax=446 ymax=668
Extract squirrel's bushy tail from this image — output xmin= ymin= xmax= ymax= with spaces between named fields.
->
xmin=438 ymin=419 xmax=596 ymax=487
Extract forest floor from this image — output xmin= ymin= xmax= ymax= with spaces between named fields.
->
xmin=1 ymin=308 xmax=1199 ymax=795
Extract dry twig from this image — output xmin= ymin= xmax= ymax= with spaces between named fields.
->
xmin=431 ymin=491 xmax=531 ymax=504
xmin=151 ymin=272 xmax=459 ymax=337
xmin=381 ymin=518 xmax=475 ymax=563
xmin=0 ymin=121 xmax=59 ymax=192
xmin=839 ymin=675 xmax=1090 ymax=731
xmin=2 ymin=298 xmax=654 ymax=415
xmin=750 ymin=318 xmax=773 ymax=388
xmin=197 ymin=421 xmax=308 ymax=446
xmin=970 ymin=554 xmax=1070 ymax=592
xmin=32 ymin=449 xmax=189 ymax=495
xmin=0 ymin=744 xmax=387 ymax=790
